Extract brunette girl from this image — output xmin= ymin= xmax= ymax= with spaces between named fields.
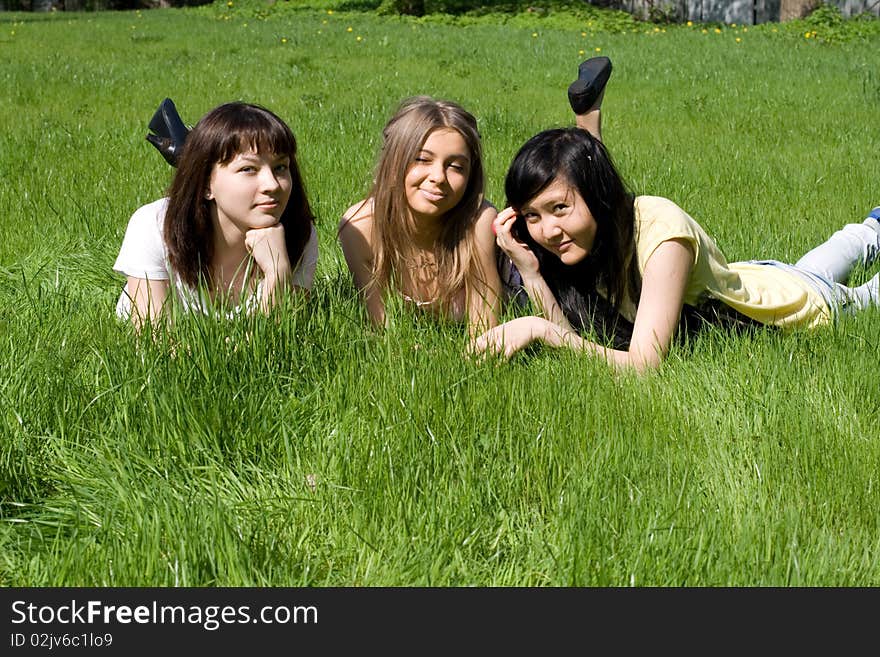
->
xmin=114 ymin=101 xmax=318 ymax=328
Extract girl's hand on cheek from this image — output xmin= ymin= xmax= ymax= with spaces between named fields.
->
xmin=245 ymin=224 xmax=291 ymax=279
xmin=493 ymin=207 xmax=539 ymax=276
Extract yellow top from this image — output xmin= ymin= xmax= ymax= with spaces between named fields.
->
xmin=620 ymin=196 xmax=830 ymax=328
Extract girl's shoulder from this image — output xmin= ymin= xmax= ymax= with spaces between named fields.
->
xmin=131 ymin=196 xmax=169 ymax=219
xmin=126 ymin=197 xmax=169 ymax=237
xmin=633 ymin=195 xmax=705 ymax=270
xmin=633 ymin=195 xmax=700 ymax=231
xmin=634 ymin=195 xmax=686 ymax=216
xmin=477 ymin=198 xmax=497 ymax=214
xmin=338 ymin=198 xmax=374 ymax=234
xmin=474 ymin=199 xmax=498 ymax=224
xmin=114 ymin=197 xmax=171 ymax=281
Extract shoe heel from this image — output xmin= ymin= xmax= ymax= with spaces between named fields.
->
xmin=146 ymin=98 xmax=189 ymax=167
xmin=146 ymin=133 xmax=184 ymax=167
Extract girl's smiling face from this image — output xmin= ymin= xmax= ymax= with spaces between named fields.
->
xmin=520 ymin=176 xmax=597 ymax=265
xmin=403 ymin=128 xmax=471 ymax=222
xmin=208 ymin=149 xmax=293 ymax=233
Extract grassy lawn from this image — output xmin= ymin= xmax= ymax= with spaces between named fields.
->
xmin=1 ymin=1 xmax=879 ymax=586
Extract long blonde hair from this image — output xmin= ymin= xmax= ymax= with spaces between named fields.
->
xmin=368 ymin=96 xmax=485 ymax=309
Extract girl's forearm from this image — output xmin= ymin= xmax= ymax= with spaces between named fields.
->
xmin=260 ymin=264 xmax=293 ymax=312
xmin=539 ymin=320 xmax=658 ymax=372
xmin=519 ymin=272 xmax=575 ymax=332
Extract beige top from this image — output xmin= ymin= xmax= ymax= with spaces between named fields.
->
xmin=621 ymin=196 xmax=830 ymax=328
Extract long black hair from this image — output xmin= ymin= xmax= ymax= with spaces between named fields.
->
xmin=505 ymin=127 xmax=638 ymax=347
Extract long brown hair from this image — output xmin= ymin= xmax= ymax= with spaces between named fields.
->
xmin=368 ymin=96 xmax=485 ymax=308
xmin=163 ymin=102 xmax=314 ymax=289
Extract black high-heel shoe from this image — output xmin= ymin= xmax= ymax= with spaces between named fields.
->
xmin=146 ymin=98 xmax=189 ymax=167
xmin=567 ymin=56 xmax=612 ymax=115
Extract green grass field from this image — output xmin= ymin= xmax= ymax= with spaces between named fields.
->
xmin=1 ymin=1 xmax=880 ymax=586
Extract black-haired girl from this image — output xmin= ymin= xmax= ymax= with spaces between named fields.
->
xmin=474 ymin=58 xmax=880 ymax=372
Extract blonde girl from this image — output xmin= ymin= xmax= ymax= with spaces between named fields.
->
xmin=338 ymin=96 xmax=503 ymax=337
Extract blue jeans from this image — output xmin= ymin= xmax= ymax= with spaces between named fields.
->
xmin=754 ymin=217 xmax=880 ymax=320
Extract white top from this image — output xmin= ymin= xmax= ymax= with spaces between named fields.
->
xmin=113 ymin=198 xmax=319 ymax=319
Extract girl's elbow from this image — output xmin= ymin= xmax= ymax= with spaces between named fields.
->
xmin=625 ymin=345 xmax=665 ymax=373
xmin=633 ymin=357 xmax=662 ymax=374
